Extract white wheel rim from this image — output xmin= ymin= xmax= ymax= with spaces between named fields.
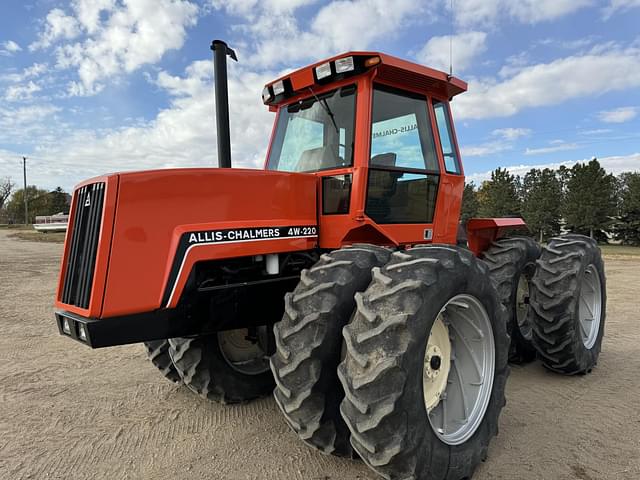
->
xmin=425 ymin=294 xmax=495 ymax=446
xmin=218 ymin=328 xmax=270 ymax=375
xmin=579 ymin=264 xmax=602 ymax=349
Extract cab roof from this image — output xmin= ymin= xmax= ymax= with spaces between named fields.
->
xmin=262 ymin=51 xmax=467 ymax=106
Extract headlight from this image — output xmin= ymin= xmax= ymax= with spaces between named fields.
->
xmin=315 ymin=62 xmax=331 ymax=80
xmin=335 ymin=56 xmax=354 ymax=74
xmin=262 ymin=86 xmax=273 ymax=103
xmin=272 ymin=81 xmax=285 ymax=95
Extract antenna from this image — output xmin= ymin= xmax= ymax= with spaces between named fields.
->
xmin=449 ymin=0 xmax=454 ymax=78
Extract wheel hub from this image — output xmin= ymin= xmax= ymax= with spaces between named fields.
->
xmin=423 ymin=317 xmax=451 ymax=412
xmin=218 ymin=328 xmax=270 ymax=375
xmin=515 ymin=274 xmax=532 ymax=339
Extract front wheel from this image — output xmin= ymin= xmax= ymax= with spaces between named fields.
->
xmin=143 ymin=339 xmax=182 ymax=383
xmin=338 ymin=245 xmax=509 ymax=480
xmin=169 ymin=328 xmax=274 ymax=404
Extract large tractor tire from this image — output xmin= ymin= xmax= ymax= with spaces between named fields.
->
xmin=339 ymin=245 xmax=509 ymax=480
xmin=169 ymin=328 xmax=274 ymax=404
xmin=482 ymin=237 xmax=542 ymax=363
xmin=271 ymin=244 xmax=391 ymax=457
xmin=529 ymin=234 xmax=606 ymax=374
xmin=143 ymin=340 xmax=182 ymax=383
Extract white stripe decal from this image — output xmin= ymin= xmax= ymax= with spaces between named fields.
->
xmin=166 ymin=233 xmax=317 ymax=307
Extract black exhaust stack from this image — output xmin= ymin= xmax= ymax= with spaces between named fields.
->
xmin=211 ymin=40 xmax=237 ymax=168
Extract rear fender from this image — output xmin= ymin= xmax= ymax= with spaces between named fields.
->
xmin=466 ymin=218 xmax=527 ymax=256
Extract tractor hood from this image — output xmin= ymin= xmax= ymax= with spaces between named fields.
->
xmin=55 ymin=168 xmax=318 ymax=319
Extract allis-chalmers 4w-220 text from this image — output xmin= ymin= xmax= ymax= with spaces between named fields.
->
xmin=54 ymin=40 xmax=606 ymax=480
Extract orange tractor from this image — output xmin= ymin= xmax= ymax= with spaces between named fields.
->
xmin=54 ymin=41 xmax=606 ymax=479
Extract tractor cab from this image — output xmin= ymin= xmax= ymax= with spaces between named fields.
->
xmin=261 ymin=52 xmax=467 ymax=247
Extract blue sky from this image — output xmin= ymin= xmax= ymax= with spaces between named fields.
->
xmin=0 ymin=0 xmax=639 ymax=192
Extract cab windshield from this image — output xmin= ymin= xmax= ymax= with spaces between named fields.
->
xmin=267 ymin=85 xmax=356 ymax=172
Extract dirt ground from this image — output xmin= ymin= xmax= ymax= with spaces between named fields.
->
xmin=1 ymin=229 xmax=639 ymax=480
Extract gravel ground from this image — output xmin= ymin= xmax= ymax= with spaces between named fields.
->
xmin=1 ymin=229 xmax=639 ymax=480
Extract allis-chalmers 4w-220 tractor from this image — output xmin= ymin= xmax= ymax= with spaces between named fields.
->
xmin=55 ymin=41 xmax=606 ymax=480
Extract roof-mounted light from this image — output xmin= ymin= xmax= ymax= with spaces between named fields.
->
xmin=262 ymin=86 xmax=273 ymax=103
xmin=315 ymin=62 xmax=331 ymax=80
xmin=272 ymin=80 xmax=285 ymax=96
xmin=364 ymin=56 xmax=381 ymax=67
xmin=335 ymin=56 xmax=354 ymax=74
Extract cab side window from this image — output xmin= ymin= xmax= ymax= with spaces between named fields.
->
xmin=432 ymin=100 xmax=461 ymax=174
xmin=366 ymin=85 xmax=439 ymax=224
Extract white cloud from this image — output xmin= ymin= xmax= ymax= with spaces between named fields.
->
xmin=525 ymin=142 xmax=579 ymax=155
xmin=210 ymin=0 xmax=318 ymax=16
xmin=602 ymin=0 xmax=640 ymax=19
xmin=598 ymin=106 xmax=638 ymax=123
xmin=73 ymin=0 xmax=117 ymax=34
xmin=454 ymin=43 xmax=640 ymax=120
xmin=417 ymin=31 xmax=487 ymax=73
xmin=0 ymin=63 xmax=49 ymax=83
xmin=0 ymin=60 xmax=275 ymax=191
xmin=492 ymin=127 xmax=531 ymax=140
xmin=461 ymin=127 xmax=531 ymax=157
xmin=466 ymin=153 xmax=640 ymax=183
xmin=580 ymin=128 xmax=613 ymax=135
xmin=4 ymin=81 xmax=42 ymax=102
xmin=460 ymin=141 xmax=512 ymax=157
xmin=214 ymin=0 xmax=416 ymax=68
xmin=30 ymin=0 xmax=198 ymax=95
xmin=30 ymin=8 xmax=81 ymax=50
xmin=0 ymin=40 xmax=22 ymax=56
xmin=450 ymin=0 xmax=593 ymax=28
xmin=0 ymin=104 xmax=62 ymax=147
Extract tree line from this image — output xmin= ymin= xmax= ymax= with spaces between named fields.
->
xmin=0 ymin=177 xmax=69 ymax=224
xmin=462 ymin=158 xmax=640 ymax=245
xmin=2 ymin=158 xmax=639 ymax=245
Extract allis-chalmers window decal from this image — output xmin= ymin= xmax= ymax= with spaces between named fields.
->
xmin=372 ymin=122 xmax=418 ymax=139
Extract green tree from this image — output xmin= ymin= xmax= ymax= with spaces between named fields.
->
xmin=48 ymin=187 xmax=69 ymax=214
xmin=556 ymin=165 xmax=571 ymax=197
xmin=5 ymin=186 xmax=51 ymax=224
xmin=477 ymin=168 xmax=521 ymax=217
xmin=616 ymin=172 xmax=640 ymax=245
xmin=563 ymin=158 xmax=617 ymax=239
xmin=460 ymin=182 xmax=479 ymax=224
xmin=521 ymin=168 xmax=563 ymax=242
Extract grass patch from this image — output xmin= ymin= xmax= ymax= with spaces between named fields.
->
xmin=0 ymin=224 xmax=33 ymax=230
xmin=600 ymin=244 xmax=640 ymax=257
xmin=8 ymin=230 xmax=66 ymax=243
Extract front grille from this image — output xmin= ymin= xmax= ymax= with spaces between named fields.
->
xmin=61 ymin=182 xmax=105 ymax=309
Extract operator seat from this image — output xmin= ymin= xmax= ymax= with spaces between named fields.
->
xmin=366 ymin=153 xmax=400 ymax=222
xmin=297 ymin=145 xmax=340 ymax=172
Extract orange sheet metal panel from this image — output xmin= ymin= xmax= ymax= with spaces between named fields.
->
xmin=290 ymin=68 xmax=314 ymax=91
xmin=99 ymin=168 xmax=317 ymax=318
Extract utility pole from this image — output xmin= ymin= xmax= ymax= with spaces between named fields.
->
xmin=22 ymin=156 xmax=28 ymax=225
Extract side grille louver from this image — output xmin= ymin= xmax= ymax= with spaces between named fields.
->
xmin=61 ymin=182 xmax=105 ymax=309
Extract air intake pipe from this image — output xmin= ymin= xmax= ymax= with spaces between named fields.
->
xmin=211 ymin=40 xmax=237 ymax=168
